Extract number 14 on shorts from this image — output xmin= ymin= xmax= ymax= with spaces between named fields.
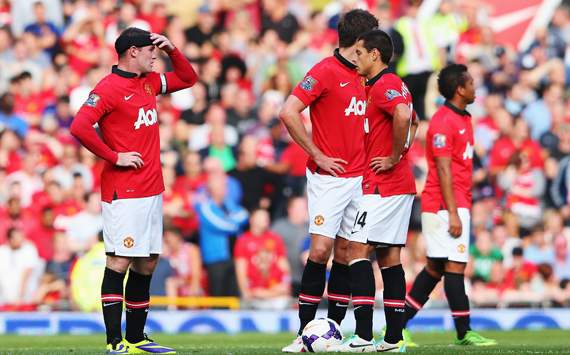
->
xmin=351 ymin=211 xmax=368 ymax=234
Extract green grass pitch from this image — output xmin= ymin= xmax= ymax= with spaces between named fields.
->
xmin=1 ymin=330 xmax=569 ymax=354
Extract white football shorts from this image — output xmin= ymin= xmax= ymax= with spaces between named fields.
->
xmin=306 ymin=168 xmax=362 ymax=239
xmin=350 ymin=194 xmax=414 ymax=246
xmin=421 ymin=208 xmax=471 ymax=263
xmin=102 ymin=193 xmax=163 ymax=257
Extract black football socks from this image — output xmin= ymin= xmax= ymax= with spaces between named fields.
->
xmin=327 ymin=261 xmax=351 ymax=325
xmin=444 ymin=272 xmax=471 ymax=339
xmin=125 ymin=269 xmax=152 ymax=343
xmin=101 ymin=267 xmax=126 ymax=344
xmin=350 ymin=259 xmax=375 ymax=341
xmin=297 ymin=259 xmax=327 ymax=335
xmin=381 ymin=264 xmax=406 ymax=344
xmin=404 ymin=267 xmax=440 ymax=327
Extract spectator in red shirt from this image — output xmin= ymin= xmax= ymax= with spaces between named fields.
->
xmin=174 ymin=151 xmax=207 ymax=195
xmin=0 ymin=196 xmax=34 ymax=244
xmin=62 ymin=18 xmax=104 ymax=77
xmin=163 ymin=166 xmax=198 ymax=241
xmin=235 ymin=208 xmax=291 ymax=310
xmin=498 ymin=150 xmax=546 ymax=231
xmin=501 ymin=247 xmax=540 ymax=306
xmin=27 ymin=205 xmax=56 ymax=261
xmin=489 ymin=118 xmax=543 ymax=177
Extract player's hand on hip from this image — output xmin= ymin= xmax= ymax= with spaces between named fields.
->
xmin=448 ymin=211 xmax=462 ymax=238
xmin=150 ymin=33 xmax=175 ymax=52
xmin=370 ymin=155 xmax=400 ymax=173
xmin=116 ymin=152 xmax=144 ymax=169
xmin=314 ymin=153 xmax=347 ymax=177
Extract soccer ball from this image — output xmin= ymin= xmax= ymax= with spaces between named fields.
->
xmin=301 ymin=318 xmax=343 ymax=352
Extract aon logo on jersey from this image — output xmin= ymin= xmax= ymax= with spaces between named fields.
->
xmin=463 ymin=142 xmax=473 ymax=160
xmin=134 ymin=108 xmax=158 ymax=130
xmin=345 ymin=97 xmax=366 ymax=116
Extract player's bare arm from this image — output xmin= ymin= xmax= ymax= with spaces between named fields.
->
xmin=370 ymin=103 xmax=412 ymax=172
xmin=279 ymin=95 xmax=347 ymax=177
xmin=435 ymin=156 xmax=462 ymax=238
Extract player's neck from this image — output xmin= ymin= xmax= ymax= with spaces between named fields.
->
xmin=367 ymin=64 xmax=388 ymax=80
xmin=338 ymin=46 xmax=354 ymax=62
xmin=449 ymin=97 xmax=467 ymax=111
xmin=117 ymin=60 xmax=142 ymax=77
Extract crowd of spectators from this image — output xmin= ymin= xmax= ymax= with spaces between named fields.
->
xmin=0 ymin=0 xmax=569 ymax=311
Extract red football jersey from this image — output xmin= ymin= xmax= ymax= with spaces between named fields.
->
xmin=71 ymin=49 xmax=197 ymax=202
xmin=422 ymin=102 xmax=474 ymax=213
xmin=234 ymin=231 xmax=288 ymax=290
xmin=291 ymin=49 xmax=366 ymax=177
xmin=362 ymin=69 xmax=416 ymax=196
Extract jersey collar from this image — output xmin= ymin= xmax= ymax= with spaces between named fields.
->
xmin=112 ymin=65 xmax=138 ymax=78
xmin=444 ymin=101 xmax=471 ymax=117
xmin=334 ymin=48 xmax=357 ymax=70
xmin=365 ymin=68 xmax=391 ymax=86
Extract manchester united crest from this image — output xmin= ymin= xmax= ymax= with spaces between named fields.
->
xmin=314 ymin=215 xmax=325 ymax=226
xmin=123 ymin=236 xmax=135 ymax=248
xmin=457 ymin=244 xmax=466 ymax=253
xmin=144 ymin=83 xmax=153 ymax=96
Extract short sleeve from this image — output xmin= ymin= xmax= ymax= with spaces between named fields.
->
xmin=430 ymin=119 xmax=454 ymax=158
xmin=291 ymin=66 xmax=326 ymax=106
xmin=373 ymin=78 xmax=409 ymax=116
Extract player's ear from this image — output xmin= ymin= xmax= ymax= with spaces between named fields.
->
xmin=127 ymin=46 xmax=138 ymax=58
xmin=373 ymin=48 xmax=380 ymax=62
xmin=457 ymin=84 xmax=466 ymax=98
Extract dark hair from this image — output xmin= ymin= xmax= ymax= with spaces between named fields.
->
xmin=114 ymin=27 xmax=153 ymax=56
xmin=337 ymin=9 xmax=378 ymax=48
xmin=357 ymin=29 xmax=393 ymax=64
xmin=437 ymin=63 xmax=469 ymax=100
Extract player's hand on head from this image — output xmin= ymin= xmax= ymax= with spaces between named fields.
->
xmin=116 ymin=151 xmax=144 ymax=169
xmin=370 ymin=155 xmax=400 ymax=173
xmin=150 ymin=33 xmax=175 ymax=52
xmin=448 ymin=212 xmax=462 ymax=238
xmin=314 ymin=153 xmax=347 ymax=177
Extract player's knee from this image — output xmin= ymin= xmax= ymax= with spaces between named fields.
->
xmin=347 ymin=243 xmax=369 ymax=262
xmin=425 ymin=262 xmax=443 ymax=279
xmin=444 ymin=261 xmax=467 ymax=275
xmin=106 ymin=255 xmax=131 ymax=273
xmin=333 ymin=238 xmax=350 ymax=264
xmin=309 ymin=244 xmax=332 ymax=264
xmin=131 ymin=254 xmax=159 ymax=275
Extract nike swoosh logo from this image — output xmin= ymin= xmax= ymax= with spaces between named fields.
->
xmin=103 ymin=302 xmax=121 ymax=307
xmin=459 ymin=129 xmax=466 ymax=134
xmin=340 ymin=82 xmax=349 ymax=87
xmin=351 ymin=230 xmax=358 ymax=235
xmin=349 ymin=342 xmax=373 ymax=348
xmin=377 ymin=345 xmax=398 ymax=352
xmin=336 ymin=302 xmax=349 ymax=308
xmin=299 ymin=302 xmax=315 ymax=306
xmin=124 ymin=94 xmax=134 ymax=101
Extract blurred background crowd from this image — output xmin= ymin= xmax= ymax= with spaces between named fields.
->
xmin=0 ymin=0 xmax=569 ymax=312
